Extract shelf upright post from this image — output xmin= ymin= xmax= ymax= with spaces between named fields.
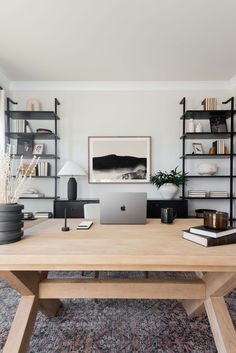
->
xmin=180 ymin=97 xmax=186 ymax=199
xmin=6 ymin=97 xmax=18 ymax=145
xmin=222 ymin=97 xmax=234 ymax=226
xmin=54 ymin=98 xmax=60 ymax=199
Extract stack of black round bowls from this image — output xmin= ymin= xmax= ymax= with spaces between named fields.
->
xmin=0 ymin=204 xmax=24 ymax=244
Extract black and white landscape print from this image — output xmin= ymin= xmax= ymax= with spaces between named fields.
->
xmin=88 ymin=137 xmax=151 ymax=183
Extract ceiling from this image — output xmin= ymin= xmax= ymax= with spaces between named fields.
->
xmin=0 ymin=0 xmax=236 ymax=82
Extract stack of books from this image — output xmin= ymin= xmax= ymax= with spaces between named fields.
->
xmin=34 ymin=212 xmax=53 ymax=219
xmin=212 ymin=140 xmax=225 ymax=154
xmin=16 ymin=120 xmax=26 ymax=133
xmin=188 ymin=190 xmax=207 ymax=198
xmin=209 ymin=191 xmax=228 ymax=198
xmin=37 ymin=162 xmax=50 ymax=176
xmin=201 ymin=98 xmax=217 ymax=110
xmin=183 ymin=225 xmax=236 ymax=247
xmin=21 ymin=191 xmax=45 ymax=198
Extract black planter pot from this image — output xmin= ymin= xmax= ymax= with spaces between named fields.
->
xmin=0 ymin=203 xmax=24 ymax=244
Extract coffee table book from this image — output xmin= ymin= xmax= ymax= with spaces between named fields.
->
xmin=189 ymin=225 xmax=236 ymax=238
xmin=182 ymin=230 xmax=236 ymax=247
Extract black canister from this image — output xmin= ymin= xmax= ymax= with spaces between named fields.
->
xmin=0 ymin=203 xmax=24 ymax=244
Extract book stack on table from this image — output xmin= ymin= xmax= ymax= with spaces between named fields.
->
xmin=182 ymin=225 xmax=236 ymax=247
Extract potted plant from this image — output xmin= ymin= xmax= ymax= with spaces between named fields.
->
xmin=0 ymin=146 xmax=39 ymax=244
xmin=150 ymin=167 xmax=187 ymax=199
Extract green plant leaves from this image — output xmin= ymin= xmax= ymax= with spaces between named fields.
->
xmin=150 ymin=166 xmax=188 ymax=189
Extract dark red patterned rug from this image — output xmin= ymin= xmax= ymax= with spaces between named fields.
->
xmin=0 ymin=272 xmax=235 ymax=353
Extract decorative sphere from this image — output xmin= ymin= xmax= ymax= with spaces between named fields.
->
xmin=196 ymin=163 xmax=218 ymax=175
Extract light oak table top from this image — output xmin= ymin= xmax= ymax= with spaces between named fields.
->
xmin=0 ymin=218 xmax=236 ymax=272
xmin=1 ymin=218 xmax=236 ymax=353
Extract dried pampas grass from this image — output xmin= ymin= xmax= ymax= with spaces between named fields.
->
xmin=0 ymin=145 xmax=39 ymax=204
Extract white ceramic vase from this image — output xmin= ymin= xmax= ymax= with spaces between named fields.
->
xmin=159 ymin=183 xmax=178 ymax=199
xmin=186 ymin=119 xmax=195 ymax=133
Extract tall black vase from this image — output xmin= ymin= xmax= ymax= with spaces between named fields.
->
xmin=0 ymin=203 xmax=24 ymax=244
xmin=68 ymin=177 xmax=77 ymax=200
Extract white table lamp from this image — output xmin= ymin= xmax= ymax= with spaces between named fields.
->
xmin=58 ymin=161 xmax=86 ymax=200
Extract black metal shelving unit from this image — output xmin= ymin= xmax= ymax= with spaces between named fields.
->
xmin=5 ymin=97 xmax=60 ymax=201
xmin=180 ymin=97 xmax=235 ymax=226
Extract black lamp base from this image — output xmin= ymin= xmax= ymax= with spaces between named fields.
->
xmin=67 ymin=177 xmax=77 ymax=200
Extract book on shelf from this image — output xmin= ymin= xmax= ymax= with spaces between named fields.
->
xmin=212 ymin=140 xmax=225 ymax=154
xmin=21 ymin=193 xmax=45 ymax=198
xmin=201 ymin=98 xmax=217 ymax=111
xmin=188 ymin=190 xmax=207 ymax=197
xmin=15 ymin=120 xmax=26 ymax=133
xmin=188 ymin=195 xmax=207 ymax=198
xmin=20 ymin=163 xmax=36 ymax=177
xmin=36 ymin=162 xmax=51 ymax=176
xmin=182 ymin=230 xmax=236 ymax=247
xmin=209 ymin=191 xmax=228 ymax=197
xmin=189 ymin=225 xmax=236 ymax=238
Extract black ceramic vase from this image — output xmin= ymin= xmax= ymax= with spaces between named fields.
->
xmin=0 ymin=203 xmax=24 ymax=244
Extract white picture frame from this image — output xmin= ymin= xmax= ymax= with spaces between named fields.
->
xmin=192 ymin=143 xmax=204 ymax=154
xmin=33 ymin=143 xmax=44 ymax=155
xmin=88 ymin=136 xmax=151 ymax=183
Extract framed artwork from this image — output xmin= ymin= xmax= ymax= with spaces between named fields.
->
xmin=209 ymin=117 xmax=227 ymax=133
xmin=17 ymin=139 xmax=33 ymax=155
xmin=192 ymin=143 xmax=204 ymax=154
xmin=88 ymin=136 xmax=151 ymax=183
xmin=33 ymin=143 xmax=44 ymax=155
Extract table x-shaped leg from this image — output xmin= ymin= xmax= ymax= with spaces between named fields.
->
xmin=183 ymin=272 xmax=236 ymax=353
xmin=0 ymin=271 xmax=61 ymax=353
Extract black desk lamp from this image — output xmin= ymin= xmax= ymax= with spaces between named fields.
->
xmin=58 ymin=161 xmax=86 ymax=200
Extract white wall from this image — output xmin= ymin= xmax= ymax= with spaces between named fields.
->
xmin=0 ymin=89 xmax=5 ymax=152
xmin=9 ymin=88 xmax=234 ymax=215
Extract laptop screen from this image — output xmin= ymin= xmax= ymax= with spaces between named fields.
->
xmin=100 ymin=192 xmax=147 ymax=224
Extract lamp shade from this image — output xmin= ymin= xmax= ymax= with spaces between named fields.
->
xmin=58 ymin=161 xmax=86 ymax=176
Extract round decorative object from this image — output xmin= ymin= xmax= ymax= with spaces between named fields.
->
xmin=159 ymin=183 xmax=178 ymax=200
xmin=0 ymin=203 xmax=24 ymax=244
xmin=196 ymin=163 xmax=218 ymax=175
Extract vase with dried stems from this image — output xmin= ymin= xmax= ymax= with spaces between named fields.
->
xmin=0 ymin=146 xmax=39 ymax=244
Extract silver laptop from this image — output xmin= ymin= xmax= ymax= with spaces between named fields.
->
xmin=100 ymin=192 xmax=147 ymax=224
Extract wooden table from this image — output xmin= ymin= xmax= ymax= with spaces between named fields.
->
xmin=0 ymin=218 xmax=236 ymax=353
